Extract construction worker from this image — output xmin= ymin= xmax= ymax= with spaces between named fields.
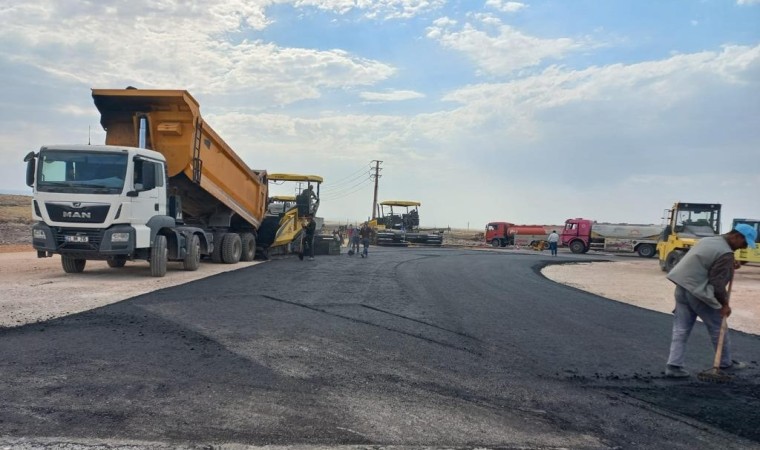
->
xmin=359 ymin=222 xmax=371 ymax=258
xmin=664 ymin=224 xmax=756 ymax=378
xmin=346 ymin=225 xmax=354 ymax=248
xmin=300 ymin=216 xmax=317 ymax=261
xmin=547 ymin=230 xmax=559 ymax=256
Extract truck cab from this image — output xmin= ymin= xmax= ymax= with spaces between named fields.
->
xmin=25 ymin=144 xmax=193 ymax=276
xmin=485 ymin=222 xmax=511 ymax=247
xmin=561 ymin=218 xmax=592 ymax=254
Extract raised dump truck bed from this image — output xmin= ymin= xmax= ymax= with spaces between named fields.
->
xmin=92 ymin=89 xmax=267 ymax=230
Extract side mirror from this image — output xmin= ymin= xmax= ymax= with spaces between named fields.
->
xmin=25 ymin=153 xmax=37 ymax=187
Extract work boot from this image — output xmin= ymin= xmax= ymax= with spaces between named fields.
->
xmin=665 ymin=365 xmax=690 ymax=378
xmin=721 ymin=360 xmax=747 ymax=370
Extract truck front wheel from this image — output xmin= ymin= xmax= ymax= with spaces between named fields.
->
xmin=239 ymin=232 xmax=256 ymax=261
xmin=222 ymin=233 xmax=242 ymax=264
xmin=61 ymin=256 xmax=86 ymax=273
xmin=491 ymin=239 xmax=501 ymax=248
xmin=150 ymin=234 xmax=168 ymax=277
xmin=569 ymin=240 xmax=586 ymax=254
xmin=637 ymin=244 xmax=656 ymax=258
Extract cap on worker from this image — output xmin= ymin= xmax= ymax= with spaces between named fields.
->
xmin=734 ymin=223 xmax=757 ymax=249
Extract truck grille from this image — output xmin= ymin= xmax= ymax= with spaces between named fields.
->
xmin=45 ymin=203 xmax=110 ymax=224
xmin=53 ymin=228 xmax=102 ymax=251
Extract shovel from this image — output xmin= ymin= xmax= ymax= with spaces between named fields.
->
xmin=697 ymin=276 xmax=734 ymax=383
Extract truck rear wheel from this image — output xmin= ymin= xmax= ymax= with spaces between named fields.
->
xmin=637 ymin=244 xmax=656 ymax=258
xmin=150 ymin=234 xmax=168 ymax=277
xmin=222 ymin=233 xmax=242 ymax=264
xmin=61 ymin=256 xmax=86 ymax=273
xmin=211 ymin=232 xmax=225 ymax=263
xmin=569 ymin=240 xmax=586 ymax=254
xmin=239 ymin=232 xmax=256 ymax=261
xmin=183 ymin=234 xmax=201 ymax=271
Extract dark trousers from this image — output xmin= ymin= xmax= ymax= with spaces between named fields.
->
xmin=304 ymin=235 xmax=315 ymax=257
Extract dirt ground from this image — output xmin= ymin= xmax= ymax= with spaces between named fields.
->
xmin=0 ymin=247 xmax=262 ymax=328
xmin=1 ymin=223 xmax=758 ymax=335
xmin=542 ymin=259 xmax=760 ymax=335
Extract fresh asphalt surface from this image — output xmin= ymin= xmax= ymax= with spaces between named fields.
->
xmin=1 ymin=246 xmax=759 ymax=448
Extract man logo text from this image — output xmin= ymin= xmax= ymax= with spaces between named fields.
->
xmin=63 ymin=211 xmax=91 ymax=219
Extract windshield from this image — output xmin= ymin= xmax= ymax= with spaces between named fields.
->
xmin=37 ymin=150 xmax=128 ymax=194
xmin=675 ymin=206 xmax=721 ymax=237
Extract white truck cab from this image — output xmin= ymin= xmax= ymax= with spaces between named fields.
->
xmin=25 ymin=144 xmax=193 ymax=276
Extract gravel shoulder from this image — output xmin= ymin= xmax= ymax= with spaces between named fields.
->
xmin=542 ymin=258 xmax=760 ymax=335
xmin=0 ymin=249 xmax=262 ymax=328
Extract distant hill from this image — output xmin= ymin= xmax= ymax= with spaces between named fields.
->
xmin=0 ymin=194 xmax=33 ymax=224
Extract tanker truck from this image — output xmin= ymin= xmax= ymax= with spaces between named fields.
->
xmin=485 ymin=222 xmax=553 ymax=248
xmin=24 ymin=88 xmax=267 ymax=277
xmin=561 ymin=218 xmax=663 ymax=257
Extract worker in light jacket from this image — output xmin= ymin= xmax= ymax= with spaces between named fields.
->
xmin=547 ymin=230 xmax=560 ymax=256
xmin=664 ymin=224 xmax=756 ymax=378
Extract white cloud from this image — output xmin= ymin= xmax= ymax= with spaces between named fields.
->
xmin=359 ymin=90 xmax=425 ymax=101
xmin=1 ymin=1 xmax=757 ymax=227
xmin=427 ymin=14 xmax=591 ymax=75
xmin=0 ymin=1 xmax=396 ymax=105
xmin=737 ymin=0 xmax=760 ymax=5
xmin=293 ymin=0 xmax=446 ymax=19
xmin=485 ymin=1 xmax=527 ymax=13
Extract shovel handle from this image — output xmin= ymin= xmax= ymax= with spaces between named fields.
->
xmin=712 ymin=316 xmax=728 ymax=370
xmin=712 ymin=274 xmax=734 ymax=370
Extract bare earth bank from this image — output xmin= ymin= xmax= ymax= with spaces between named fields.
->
xmin=542 ymin=260 xmax=760 ymax=335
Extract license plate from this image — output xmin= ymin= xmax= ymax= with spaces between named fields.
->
xmin=65 ymin=235 xmax=89 ymax=243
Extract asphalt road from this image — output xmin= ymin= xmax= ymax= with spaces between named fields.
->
xmin=1 ymin=246 xmax=759 ymax=449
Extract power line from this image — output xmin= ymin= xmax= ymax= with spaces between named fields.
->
xmin=322 ymin=163 xmax=373 ymax=190
xmin=320 ymin=177 xmax=372 ymax=200
xmin=321 ymin=168 xmax=371 ymax=192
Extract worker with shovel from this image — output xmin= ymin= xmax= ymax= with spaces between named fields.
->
xmin=664 ymin=224 xmax=756 ymax=378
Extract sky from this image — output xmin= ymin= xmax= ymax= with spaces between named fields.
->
xmin=0 ymin=0 xmax=758 ymax=230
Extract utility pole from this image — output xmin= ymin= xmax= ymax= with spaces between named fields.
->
xmin=370 ymin=160 xmax=383 ymax=220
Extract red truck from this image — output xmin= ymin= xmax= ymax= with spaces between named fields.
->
xmin=485 ymin=222 xmax=553 ymax=248
xmin=560 ymin=218 xmax=663 ymax=257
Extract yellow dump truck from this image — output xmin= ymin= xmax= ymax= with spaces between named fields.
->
xmin=24 ymin=88 xmax=267 ymax=277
